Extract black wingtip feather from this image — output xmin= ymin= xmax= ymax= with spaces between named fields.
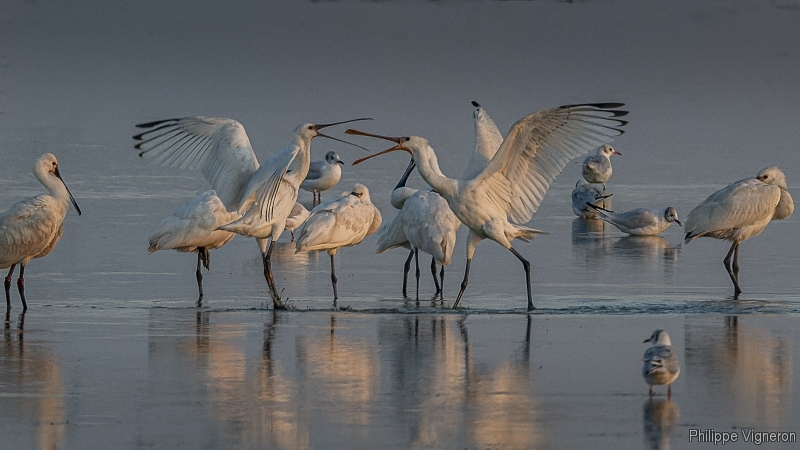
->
xmin=471 ymin=100 xmax=481 ymax=108
xmin=135 ymin=118 xmax=181 ymax=129
xmin=559 ymin=102 xmax=626 ymax=110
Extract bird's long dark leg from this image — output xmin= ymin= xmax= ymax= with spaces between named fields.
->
xmin=195 ymin=250 xmax=205 ymax=307
xmin=330 ymin=253 xmax=338 ymax=301
xmin=402 ymin=249 xmax=413 ymax=297
xmin=430 ymin=257 xmax=441 ymax=298
xmin=262 ymin=241 xmax=285 ymax=309
xmin=723 ymin=241 xmax=742 ymax=298
xmin=439 ymin=265 xmax=445 ymax=301
xmin=508 ymin=247 xmax=534 ymax=311
xmin=414 ymin=248 xmax=420 ymax=301
xmin=668 ymin=384 xmax=672 ymax=399
xmin=453 ymin=259 xmax=472 ymax=309
xmin=4 ymin=265 xmax=15 ymax=311
xmin=17 ymin=265 xmax=27 ymax=311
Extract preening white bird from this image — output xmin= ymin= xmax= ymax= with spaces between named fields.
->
xmin=349 ymin=102 xmax=628 ymax=310
xmin=0 ymin=153 xmax=81 ymax=310
xmin=571 ymin=180 xmax=612 ymax=219
xmin=295 ymin=184 xmax=382 ymax=300
xmin=133 ymin=116 xmax=370 ymax=309
xmin=684 ymin=166 xmax=793 ymax=298
xmin=147 ymin=190 xmax=239 ymax=305
xmin=301 ymin=151 xmax=344 ymax=206
xmin=643 ymin=329 xmax=680 ymax=398
xmin=284 ymin=202 xmax=310 ymax=242
xmin=587 ymin=204 xmax=681 ymax=236
xmin=582 ymin=144 xmax=621 ymax=187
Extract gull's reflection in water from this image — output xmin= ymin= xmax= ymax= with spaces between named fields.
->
xmin=642 ymin=398 xmax=679 ymax=450
xmin=1 ymin=311 xmax=66 ymax=450
xmin=150 ymin=310 xmax=544 ymax=448
xmin=685 ymin=316 xmax=793 ymax=428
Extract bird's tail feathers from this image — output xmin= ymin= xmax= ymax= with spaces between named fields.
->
xmin=513 ymin=226 xmax=549 ymax=243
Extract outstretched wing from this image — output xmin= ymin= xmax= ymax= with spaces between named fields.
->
xmin=133 ymin=117 xmax=259 ymax=209
xmin=462 ymin=102 xmax=504 ymax=180
xmin=469 ymin=103 xmax=628 ymax=224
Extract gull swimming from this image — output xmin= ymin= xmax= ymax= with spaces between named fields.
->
xmin=348 ymin=102 xmax=628 ymax=310
xmin=588 ymin=204 xmax=681 ymax=236
xmin=684 ymin=166 xmax=793 ymax=298
xmin=0 ymin=153 xmax=81 ymax=310
xmin=643 ymin=329 xmax=680 ymax=398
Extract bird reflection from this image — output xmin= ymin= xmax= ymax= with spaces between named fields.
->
xmin=1 ymin=310 xmax=66 ymax=450
xmin=642 ymin=398 xmax=679 ymax=450
xmin=685 ymin=315 xmax=792 ymax=427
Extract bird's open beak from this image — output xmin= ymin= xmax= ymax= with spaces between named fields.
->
xmin=54 ymin=167 xmax=82 ymax=216
xmin=313 ymin=118 xmax=373 ymax=151
xmin=346 ymin=129 xmax=412 ymax=165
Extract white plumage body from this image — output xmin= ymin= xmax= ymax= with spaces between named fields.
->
xmin=148 ymin=190 xmax=238 ymax=254
xmin=300 ymin=151 xmax=344 ymax=203
xmin=590 ymin=206 xmax=681 ymax=236
xmin=581 ymin=144 xmax=620 ymax=185
xmin=642 ymin=329 xmax=680 ymax=396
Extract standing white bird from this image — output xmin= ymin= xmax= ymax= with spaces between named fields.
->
xmin=643 ymin=329 xmax=680 ymax=398
xmin=683 ymin=166 xmax=793 ymax=298
xmin=295 ymin=184 xmax=382 ymax=301
xmin=349 ymin=102 xmax=628 ymax=310
xmin=571 ymin=180 xmax=612 ymax=219
xmin=582 ymin=144 xmax=621 ymax=187
xmin=133 ymin=117 xmax=369 ymax=309
xmin=587 ymin=204 xmax=681 ymax=236
xmin=147 ymin=190 xmax=239 ymax=305
xmin=301 ymin=151 xmax=344 ymax=206
xmin=284 ymin=202 xmax=310 ymax=242
xmin=0 ymin=153 xmax=81 ymax=310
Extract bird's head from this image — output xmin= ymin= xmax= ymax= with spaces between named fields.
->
xmin=347 ymin=130 xmax=430 ymax=166
xmin=664 ymin=207 xmax=682 ymax=226
xmin=325 ymin=151 xmax=344 ymax=165
xmin=35 ymin=153 xmax=82 ymax=216
xmin=293 ymin=118 xmax=373 ymax=150
xmin=600 ymin=144 xmax=621 ymax=157
xmin=644 ymin=329 xmax=671 ymax=346
xmin=349 ymin=183 xmax=371 ymax=203
xmin=756 ymin=166 xmax=788 ymax=189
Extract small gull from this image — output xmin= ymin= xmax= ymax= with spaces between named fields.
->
xmin=588 ymin=204 xmax=681 ymax=236
xmin=582 ymin=144 xmax=621 ymax=187
xmin=684 ymin=166 xmax=793 ymax=298
xmin=301 ymin=151 xmax=345 ymax=206
xmin=571 ymin=180 xmax=612 ymax=219
xmin=284 ymin=202 xmax=310 ymax=242
xmin=642 ymin=329 xmax=680 ymax=398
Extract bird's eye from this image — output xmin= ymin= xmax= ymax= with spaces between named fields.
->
xmin=308 ymin=125 xmax=314 ymax=130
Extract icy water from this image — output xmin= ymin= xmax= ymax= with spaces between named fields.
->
xmin=2 ymin=0 xmax=800 ymax=448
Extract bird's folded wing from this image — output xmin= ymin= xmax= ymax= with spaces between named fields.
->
xmin=244 ymin=145 xmax=300 ymax=222
xmin=134 ymin=117 xmax=259 ymax=209
xmin=469 ymin=103 xmax=628 ymax=224
xmin=686 ymin=179 xmax=780 ymax=234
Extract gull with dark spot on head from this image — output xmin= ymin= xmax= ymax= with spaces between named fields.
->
xmin=587 ymin=204 xmax=681 ymax=236
xmin=301 ymin=150 xmax=345 ymax=206
xmin=643 ymin=329 xmax=680 ymax=398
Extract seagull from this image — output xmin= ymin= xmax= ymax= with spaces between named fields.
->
xmin=301 ymin=151 xmax=344 ymax=206
xmin=284 ymin=202 xmax=310 ymax=242
xmin=571 ymin=180 xmax=612 ymax=219
xmin=133 ymin=117 xmax=370 ymax=309
xmin=147 ymin=190 xmax=239 ymax=305
xmin=349 ymin=102 xmax=628 ymax=310
xmin=684 ymin=166 xmax=793 ymax=298
xmin=587 ymin=204 xmax=681 ymax=236
xmin=295 ymin=184 xmax=382 ymax=301
xmin=582 ymin=144 xmax=621 ymax=187
xmin=643 ymin=329 xmax=680 ymax=398
xmin=0 ymin=153 xmax=81 ymax=310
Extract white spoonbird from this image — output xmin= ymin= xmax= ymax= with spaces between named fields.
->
xmin=134 ymin=117 xmax=369 ymax=309
xmin=349 ymin=102 xmax=628 ymax=310
xmin=587 ymin=204 xmax=681 ymax=236
xmin=284 ymin=202 xmax=310 ymax=242
xmin=0 ymin=153 xmax=81 ymax=310
xmin=582 ymin=144 xmax=621 ymax=187
xmin=571 ymin=180 xmax=612 ymax=219
xmin=301 ymin=151 xmax=344 ymax=206
xmin=147 ymin=190 xmax=239 ymax=305
xmin=643 ymin=329 xmax=680 ymax=398
xmin=295 ymin=184 xmax=382 ymax=300
xmin=684 ymin=166 xmax=793 ymax=298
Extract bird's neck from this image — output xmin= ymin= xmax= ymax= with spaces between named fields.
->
xmin=37 ymin=172 xmax=71 ymax=207
xmin=411 ymin=144 xmax=457 ymax=200
xmin=773 ymin=187 xmax=794 ymax=220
